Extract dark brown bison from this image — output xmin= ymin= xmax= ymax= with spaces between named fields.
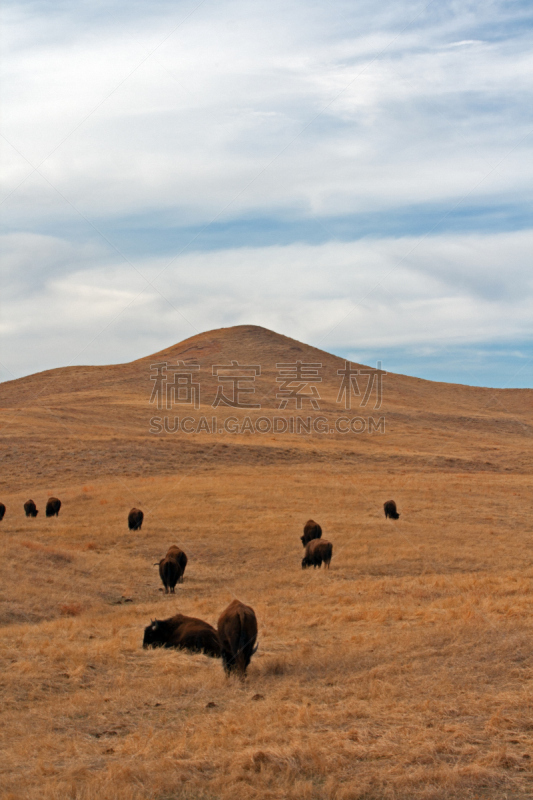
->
xmin=166 ymin=546 xmax=188 ymax=576
xmin=301 ymin=519 xmax=322 ymax=547
xmin=46 ymin=497 xmax=61 ymax=517
xmin=217 ymin=599 xmax=258 ymax=677
xmin=158 ymin=546 xmax=188 ymax=593
xmin=128 ymin=508 xmax=144 ymax=530
xmin=384 ymin=500 xmax=400 ymax=519
xmin=142 ymin=614 xmax=221 ymax=657
xmin=0 ymin=503 xmax=5 ymax=521
xmin=24 ymin=499 xmax=38 ymax=517
xmin=302 ymin=538 xmax=333 ymax=569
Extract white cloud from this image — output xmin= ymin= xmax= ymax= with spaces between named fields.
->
xmin=2 ymin=229 xmax=531 ymax=379
xmin=1 ymin=1 xmax=532 ymax=224
xmin=1 ymin=1 xmax=532 ymax=386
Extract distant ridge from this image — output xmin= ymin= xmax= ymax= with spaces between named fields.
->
xmin=0 ymin=323 xmax=531 ymax=493
xmin=0 ymin=325 xmax=531 ymax=419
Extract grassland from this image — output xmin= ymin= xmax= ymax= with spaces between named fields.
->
xmin=1 ymin=326 xmax=532 ymax=799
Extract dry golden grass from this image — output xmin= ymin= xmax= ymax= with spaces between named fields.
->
xmin=1 ymin=325 xmax=532 ymax=799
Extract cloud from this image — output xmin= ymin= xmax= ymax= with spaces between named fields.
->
xmin=1 ymin=0 xmax=532 ymax=386
xmin=1 ymin=229 xmax=531 ymax=382
xmin=2 ymin=0 xmax=532 ymax=226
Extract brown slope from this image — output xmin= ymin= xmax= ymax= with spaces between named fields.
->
xmin=0 ymin=325 xmax=531 ymax=491
xmin=2 ymin=323 xmax=531 ymax=413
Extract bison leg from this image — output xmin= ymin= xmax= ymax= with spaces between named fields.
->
xmin=221 ymin=651 xmax=235 ymax=675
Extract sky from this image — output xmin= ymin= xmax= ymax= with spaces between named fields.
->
xmin=1 ymin=0 xmax=532 ymax=388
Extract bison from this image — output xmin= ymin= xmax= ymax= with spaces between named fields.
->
xmin=166 ymin=546 xmax=188 ymax=577
xmin=301 ymin=519 xmax=322 ymax=547
xmin=217 ymin=599 xmax=258 ymax=677
xmin=302 ymin=538 xmax=333 ymax=569
xmin=0 ymin=503 xmax=5 ymax=521
xmin=143 ymin=614 xmax=221 ymax=657
xmin=158 ymin=546 xmax=188 ymax=593
xmin=128 ymin=508 xmax=144 ymax=531
xmin=383 ymin=500 xmax=400 ymax=519
xmin=46 ymin=497 xmax=61 ymax=517
xmin=24 ymin=499 xmax=38 ymax=517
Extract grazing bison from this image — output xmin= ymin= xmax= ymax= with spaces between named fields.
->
xmin=0 ymin=503 xmax=5 ymax=521
xmin=158 ymin=546 xmax=188 ymax=593
xmin=217 ymin=599 xmax=258 ymax=677
xmin=166 ymin=546 xmax=188 ymax=577
xmin=383 ymin=500 xmax=400 ymax=520
xmin=302 ymin=538 xmax=333 ymax=569
xmin=24 ymin=499 xmax=38 ymax=517
xmin=128 ymin=508 xmax=144 ymax=531
xmin=46 ymin=497 xmax=61 ymax=517
xmin=143 ymin=614 xmax=221 ymax=657
xmin=301 ymin=519 xmax=322 ymax=547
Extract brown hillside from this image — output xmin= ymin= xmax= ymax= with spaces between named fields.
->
xmin=1 ymin=326 xmax=533 ymax=799
xmin=1 ymin=324 xmax=531 ymax=490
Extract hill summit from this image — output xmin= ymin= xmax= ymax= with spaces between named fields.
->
xmin=138 ymin=324 xmax=344 ymax=368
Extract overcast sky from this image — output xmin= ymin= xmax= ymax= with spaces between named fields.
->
xmin=1 ymin=0 xmax=532 ymax=387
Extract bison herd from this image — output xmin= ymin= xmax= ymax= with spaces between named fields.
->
xmin=19 ymin=497 xmax=62 ymax=518
xmin=0 ymin=495 xmax=401 ymax=678
xmin=0 ymin=500 xmax=402 ymax=528
xmin=140 ymin=506 xmax=400 ymax=676
xmin=300 ymin=518 xmax=333 ymax=569
xmin=143 ymin=599 xmax=259 ymax=677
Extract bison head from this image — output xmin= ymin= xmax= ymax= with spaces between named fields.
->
xmin=301 ymin=556 xmax=310 ymax=569
xmin=143 ymin=619 xmax=164 ymax=649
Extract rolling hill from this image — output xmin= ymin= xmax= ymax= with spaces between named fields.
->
xmin=1 ymin=325 xmax=532 ymax=800
xmin=1 ymin=324 xmax=531 ymax=491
